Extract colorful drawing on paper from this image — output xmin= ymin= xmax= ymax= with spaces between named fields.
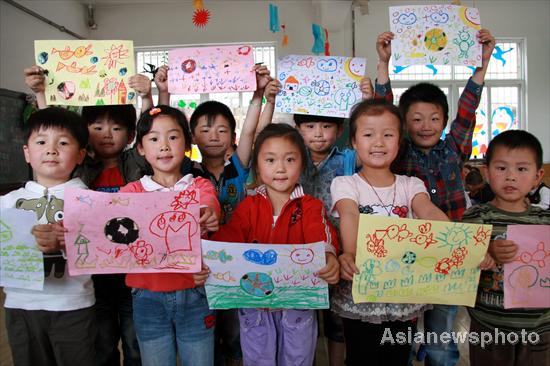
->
xmin=0 ymin=209 xmax=44 ymax=290
xmin=275 ymin=55 xmax=365 ymax=118
xmin=504 ymin=225 xmax=550 ymax=309
xmin=34 ymin=40 xmax=135 ymax=106
xmin=167 ymin=45 xmax=256 ymax=94
xmin=203 ymin=240 xmax=328 ymax=309
xmin=352 ymin=215 xmax=492 ymax=306
xmin=63 ymin=188 xmax=201 ymax=275
xmin=389 ymin=5 xmax=482 ymax=66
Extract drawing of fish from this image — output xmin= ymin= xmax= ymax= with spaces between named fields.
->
xmin=56 ymin=62 xmax=97 ymax=75
xmin=52 ymin=44 xmax=93 ymax=60
xmin=212 ymin=271 xmax=236 ymax=282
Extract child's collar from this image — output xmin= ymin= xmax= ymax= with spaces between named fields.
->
xmin=255 ymin=184 xmax=305 ymax=200
xmin=140 ymin=174 xmax=194 ymax=192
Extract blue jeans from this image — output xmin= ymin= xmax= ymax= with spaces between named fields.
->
xmin=423 ymin=305 xmax=460 ymax=366
xmin=132 ymin=287 xmax=215 ymax=366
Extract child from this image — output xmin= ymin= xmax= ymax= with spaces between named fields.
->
xmin=331 ymin=100 xmax=449 ymax=366
xmin=374 ymin=29 xmax=496 ymax=366
xmin=462 ymin=130 xmax=550 ymax=365
xmin=211 ymin=123 xmax=340 ymax=366
xmin=465 ymin=168 xmax=495 ymax=204
xmin=0 ymin=107 xmax=95 ymax=365
xmin=528 ymin=181 xmax=550 ymax=210
xmin=120 ymin=105 xmax=221 ymax=366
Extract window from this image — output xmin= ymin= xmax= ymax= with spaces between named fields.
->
xmin=387 ymin=39 xmax=524 ymax=159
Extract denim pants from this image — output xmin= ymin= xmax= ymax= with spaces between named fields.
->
xmin=93 ymin=274 xmax=141 ymax=366
xmin=132 ymin=287 xmax=215 ymax=366
xmin=239 ymin=308 xmax=317 ymax=366
xmin=423 ymin=305 xmax=460 ymax=366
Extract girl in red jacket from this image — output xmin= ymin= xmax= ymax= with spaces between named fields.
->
xmin=212 ymin=123 xmax=340 ymax=366
xmin=120 ymin=106 xmax=220 ymax=366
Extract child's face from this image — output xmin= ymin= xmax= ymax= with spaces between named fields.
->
xmin=257 ymin=136 xmax=303 ymax=196
xmin=486 ymin=146 xmax=544 ymax=208
xmin=192 ymin=115 xmax=235 ymax=160
xmin=137 ymin=116 xmax=187 ymax=177
xmin=352 ymin=111 xmax=400 ymax=170
xmin=23 ymin=126 xmax=86 ymax=187
xmin=405 ymin=102 xmax=445 ymax=152
xmin=297 ymin=121 xmax=342 ymax=156
xmin=88 ymin=117 xmax=133 ymax=160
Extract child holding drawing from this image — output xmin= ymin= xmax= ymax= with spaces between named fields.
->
xmin=119 ymin=105 xmax=220 ymax=366
xmin=330 ymin=100 xmax=449 ymax=365
xmin=462 ymin=130 xmax=550 ymax=365
xmin=211 ymin=123 xmax=340 ymax=366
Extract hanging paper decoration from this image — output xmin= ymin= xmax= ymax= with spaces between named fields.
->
xmin=193 ymin=8 xmax=211 ymax=28
xmin=193 ymin=0 xmax=204 ymax=10
xmin=281 ymin=24 xmax=288 ymax=47
xmin=269 ymin=3 xmax=280 ymax=33
xmin=324 ymin=28 xmax=330 ymax=56
xmin=311 ymin=23 xmax=325 ymax=55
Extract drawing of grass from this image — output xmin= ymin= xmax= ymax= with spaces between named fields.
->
xmin=206 ymin=285 xmax=329 ymax=309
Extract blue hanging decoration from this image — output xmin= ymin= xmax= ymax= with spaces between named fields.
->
xmin=269 ymin=3 xmax=280 ymax=33
xmin=311 ymin=23 xmax=325 ymax=55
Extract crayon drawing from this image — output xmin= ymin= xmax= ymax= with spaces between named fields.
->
xmin=352 ymin=215 xmax=492 ymax=307
xmin=389 ymin=5 xmax=482 ymax=66
xmin=0 ymin=209 xmax=44 ymax=290
xmin=63 ymin=188 xmax=201 ymax=275
xmin=275 ymin=55 xmax=366 ymax=118
xmin=34 ymin=40 xmax=136 ymax=106
xmin=168 ymin=45 xmax=256 ymax=94
xmin=203 ymin=240 xmax=328 ymax=309
xmin=504 ymin=225 xmax=550 ymax=309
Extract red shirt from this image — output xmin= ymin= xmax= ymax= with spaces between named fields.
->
xmin=92 ymin=166 xmax=124 ymax=192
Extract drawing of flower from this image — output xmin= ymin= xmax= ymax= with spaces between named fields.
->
xmin=129 ymin=240 xmax=153 ymax=266
xmin=473 ymin=226 xmax=491 ymax=245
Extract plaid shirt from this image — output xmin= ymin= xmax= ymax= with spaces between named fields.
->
xmin=375 ymin=77 xmax=483 ymax=221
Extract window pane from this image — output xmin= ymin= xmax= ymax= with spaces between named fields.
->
xmin=490 ymin=87 xmax=519 ymax=138
xmin=460 ymin=86 xmax=489 ymax=158
xmin=455 ymin=42 xmax=520 ymax=80
xmin=389 ymin=59 xmax=452 ymax=80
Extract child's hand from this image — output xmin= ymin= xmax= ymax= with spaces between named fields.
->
xmin=478 ymin=29 xmax=496 ymax=67
xmin=193 ymin=264 xmax=211 ymax=286
xmin=317 ymin=253 xmax=340 ymax=284
xmin=479 ymin=252 xmax=495 ymax=270
xmin=32 ymin=223 xmax=64 ymax=253
xmin=154 ymin=65 xmax=169 ymax=94
xmin=376 ymin=32 xmax=394 ymax=64
xmin=24 ymin=65 xmax=46 ymax=93
xmin=338 ymin=252 xmax=359 ymax=281
xmin=264 ymin=79 xmax=281 ymax=104
xmin=360 ymin=77 xmax=373 ymax=100
xmin=200 ymin=207 xmax=219 ymax=235
xmin=129 ymin=74 xmax=152 ymax=98
xmin=254 ymin=64 xmax=272 ymax=91
xmin=489 ymin=239 xmax=518 ymax=263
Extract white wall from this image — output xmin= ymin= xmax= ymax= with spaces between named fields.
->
xmin=0 ymin=0 xmax=90 ymax=92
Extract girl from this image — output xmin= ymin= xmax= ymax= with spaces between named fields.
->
xmin=120 ymin=106 xmax=220 ymax=366
xmin=211 ymin=123 xmax=340 ymax=366
xmin=330 ymin=100 xmax=449 ymax=366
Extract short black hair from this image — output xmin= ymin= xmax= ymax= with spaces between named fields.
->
xmin=26 ymin=107 xmax=89 ymax=148
xmin=348 ymin=99 xmax=403 ymax=145
xmin=465 ymin=169 xmax=484 ymax=186
xmin=486 ymin=130 xmax=543 ymax=169
xmin=251 ymin=123 xmax=307 ymax=181
xmin=189 ymin=101 xmax=236 ymax=136
xmin=399 ymin=83 xmax=449 ymax=127
xmin=136 ymin=105 xmax=192 ymax=151
xmin=81 ymin=105 xmax=137 ymax=137
xmin=293 ymin=114 xmax=345 ymax=126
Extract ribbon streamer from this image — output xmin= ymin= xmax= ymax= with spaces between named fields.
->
xmin=269 ymin=3 xmax=280 ymax=33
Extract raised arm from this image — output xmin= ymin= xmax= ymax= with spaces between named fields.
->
xmin=24 ymin=65 xmax=47 ymax=109
xmin=256 ymin=79 xmax=281 ymax=138
xmin=155 ymin=65 xmax=170 ymax=106
xmin=128 ymin=74 xmax=152 ymax=111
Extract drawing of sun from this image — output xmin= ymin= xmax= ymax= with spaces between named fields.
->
xmin=437 ymin=224 xmax=472 ymax=253
xmin=278 ymin=246 xmax=316 ymax=266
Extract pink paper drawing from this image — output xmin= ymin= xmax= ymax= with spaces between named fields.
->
xmin=168 ymin=45 xmax=257 ymax=94
xmin=64 ymin=188 xmax=201 ymax=275
xmin=504 ymin=225 xmax=550 ymax=309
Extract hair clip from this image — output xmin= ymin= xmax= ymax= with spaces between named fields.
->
xmin=149 ymin=107 xmax=162 ymax=116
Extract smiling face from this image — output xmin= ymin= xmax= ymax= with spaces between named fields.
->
xmin=192 ymin=114 xmax=235 ymax=160
xmin=290 ymin=248 xmax=314 ymax=265
xmin=404 ymin=102 xmax=446 ymax=152
xmin=88 ymin=117 xmax=133 ymax=160
xmin=24 ymin=127 xmax=86 ymax=187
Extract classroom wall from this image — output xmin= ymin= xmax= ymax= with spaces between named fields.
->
xmin=0 ymin=0 xmax=90 ymax=92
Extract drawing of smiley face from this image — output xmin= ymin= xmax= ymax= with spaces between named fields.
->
xmin=397 ymin=13 xmax=417 ymax=26
xmin=316 ymin=58 xmax=338 ymax=73
xmin=348 ymin=58 xmax=364 ymax=76
xmin=430 ymin=11 xmax=449 ymax=24
xmin=290 ymin=248 xmax=314 ymax=265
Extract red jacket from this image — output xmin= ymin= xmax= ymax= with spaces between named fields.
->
xmin=212 ymin=185 xmax=339 ymax=254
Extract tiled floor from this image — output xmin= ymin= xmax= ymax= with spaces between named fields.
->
xmin=0 ymin=291 xmax=472 ymax=366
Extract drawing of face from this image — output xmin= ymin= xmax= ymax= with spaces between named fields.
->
xmin=316 ymin=58 xmax=338 ymax=73
xmin=348 ymin=58 xmax=365 ymax=77
xmin=290 ymin=248 xmax=314 ymax=265
xmin=465 ymin=8 xmax=480 ymax=26
xmin=430 ymin=11 xmax=449 ymax=24
xmin=397 ymin=13 xmax=417 ymax=26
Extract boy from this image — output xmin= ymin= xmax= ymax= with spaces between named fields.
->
xmin=374 ymin=29 xmax=495 ymax=366
xmin=465 ymin=168 xmax=494 ymax=204
xmin=462 ymin=130 xmax=550 ymax=365
xmin=0 ymin=107 xmax=95 ymax=365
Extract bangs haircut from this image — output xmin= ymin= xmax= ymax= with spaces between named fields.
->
xmin=348 ymin=99 xmax=403 ymax=145
xmin=399 ymin=83 xmax=449 ymax=127
xmin=136 ymin=105 xmax=192 ymax=151
xmin=26 ymin=107 xmax=89 ymax=148
xmin=190 ymin=101 xmax=236 ymax=136
xmin=81 ymin=105 xmax=137 ymax=137
xmin=293 ymin=114 xmax=345 ymax=126
xmin=485 ymin=130 xmax=543 ymax=169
